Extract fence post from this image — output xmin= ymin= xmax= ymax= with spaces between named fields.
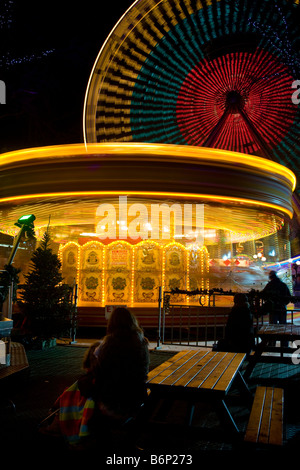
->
xmin=1 ymin=282 xmax=13 ymax=319
xmin=155 ymin=286 xmax=162 ymax=349
xmin=69 ymin=283 xmax=78 ymax=344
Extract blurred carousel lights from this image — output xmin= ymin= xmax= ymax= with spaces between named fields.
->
xmin=266 ymin=255 xmax=300 ymax=272
xmin=291 ymin=259 xmax=300 ymax=277
xmin=253 ymin=252 xmax=267 ymax=263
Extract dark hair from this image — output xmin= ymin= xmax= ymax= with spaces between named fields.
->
xmin=106 ymin=307 xmax=143 ymax=336
xmin=233 ymin=293 xmax=249 ymax=306
xmin=269 ymin=270 xmax=277 ymax=279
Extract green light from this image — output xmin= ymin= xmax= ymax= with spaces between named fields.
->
xmin=15 ymin=214 xmax=36 ymax=228
xmin=17 ymin=214 xmax=36 ymax=224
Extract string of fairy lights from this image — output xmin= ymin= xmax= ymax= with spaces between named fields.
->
xmin=0 ymin=1 xmax=55 ymax=69
xmin=247 ymin=0 xmax=300 ymax=77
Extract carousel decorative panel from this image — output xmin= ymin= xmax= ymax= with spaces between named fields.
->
xmin=105 ymin=241 xmax=132 ymax=304
xmin=60 ymin=243 xmax=79 ymax=287
xmin=164 ymin=242 xmax=187 ymax=303
xmin=189 ymin=246 xmax=210 ymax=305
xmin=79 ymin=242 xmax=104 ymax=303
xmin=134 ymin=241 xmax=162 ymax=303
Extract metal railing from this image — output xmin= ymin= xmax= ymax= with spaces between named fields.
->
xmin=69 ymin=283 xmax=78 ymax=343
xmin=157 ymin=288 xmax=272 ymax=348
xmin=161 ymin=303 xmax=231 ymax=347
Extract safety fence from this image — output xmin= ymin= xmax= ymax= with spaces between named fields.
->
xmin=158 ymin=306 xmax=298 ymax=350
xmin=157 ymin=289 xmax=287 ymax=348
xmin=161 ymin=304 xmax=232 ymax=347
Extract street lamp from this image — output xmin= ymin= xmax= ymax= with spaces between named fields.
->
xmin=7 ymin=214 xmax=36 ymax=266
xmin=15 ymin=214 xmax=36 ymax=228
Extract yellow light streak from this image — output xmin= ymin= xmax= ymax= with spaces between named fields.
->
xmin=102 ymin=247 xmax=105 ymax=306
xmin=0 ymin=189 xmax=293 ymax=219
xmin=131 ymin=246 xmax=135 ymax=307
xmin=0 ymin=142 xmax=296 ymax=192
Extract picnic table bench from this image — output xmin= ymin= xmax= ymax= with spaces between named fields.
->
xmin=244 ymin=386 xmax=284 ymax=447
xmin=146 ymin=349 xmax=251 ymax=434
xmin=244 ymin=324 xmax=300 ymax=380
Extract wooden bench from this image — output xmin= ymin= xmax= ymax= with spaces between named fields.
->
xmin=244 ymin=386 xmax=284 ymax=446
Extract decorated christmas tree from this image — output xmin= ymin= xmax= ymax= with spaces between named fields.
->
xmin=19 ymin=230 xmax=72 ymax=343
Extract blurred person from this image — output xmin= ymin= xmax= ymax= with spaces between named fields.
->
xmin=261 ymin=270 xmax=291 ymax=325
xmin=293 ymin=274 xmax=300 ymax=308
xmin=217 ymin=293 xmax=254 ymax=354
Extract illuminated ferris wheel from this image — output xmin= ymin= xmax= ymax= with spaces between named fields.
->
xmin=84 ymin=0 xmax=300 ymax=175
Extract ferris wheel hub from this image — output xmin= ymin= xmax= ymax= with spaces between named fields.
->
xmin=225 ymin=90 xmax=245 ymax=113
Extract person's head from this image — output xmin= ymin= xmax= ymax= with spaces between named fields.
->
xmin=233 ymin=293 xmax=249 ymax=307
xmin=269 ymin=270 xmax=277 ymax=280
xmin=106 ymin=307 xmax=143 ymax=336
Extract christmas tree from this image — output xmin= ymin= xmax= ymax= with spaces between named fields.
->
xmin=19 ymin=230 xmax=72 ymax=341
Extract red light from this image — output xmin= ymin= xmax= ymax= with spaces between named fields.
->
xmin=176 ymin=49 xmax=296 ymax=156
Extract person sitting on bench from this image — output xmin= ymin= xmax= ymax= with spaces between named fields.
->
xmin=39 ymin=308 xmax=150 ymax=450
xmin=216 ymin=293 xmax=255 ymax=354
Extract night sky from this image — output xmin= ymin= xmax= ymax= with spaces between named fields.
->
xmin=0 ymin=0 xmax=133 ymax=152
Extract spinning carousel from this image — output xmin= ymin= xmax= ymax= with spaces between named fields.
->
xmin=0 ymin=0 xmax=299 ymax=320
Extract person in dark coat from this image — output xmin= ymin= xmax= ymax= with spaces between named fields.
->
xmin=218 ymin=293 xmax=255 ymax=354
xmin=261 ymin=270 xmax=291 ymax=325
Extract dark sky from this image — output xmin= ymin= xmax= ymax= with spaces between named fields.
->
xmin=0 ymin=0 xmax=134 ymax=152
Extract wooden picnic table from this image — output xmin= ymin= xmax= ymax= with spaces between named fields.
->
xmin=146 ymin=349 xmax=251 ymax=434
xmin=244 ymin=324 xmax=300 ymax=380
xmin=256 ymin=324 xmax=300 ymax=341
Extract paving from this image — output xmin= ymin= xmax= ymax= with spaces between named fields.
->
xmin=1 ymin=338 xmax=300 ymax=465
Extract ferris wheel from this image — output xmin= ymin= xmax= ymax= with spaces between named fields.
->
xmin=83 ymin=0 xmax=300 ymax=178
